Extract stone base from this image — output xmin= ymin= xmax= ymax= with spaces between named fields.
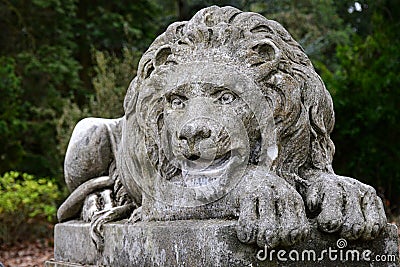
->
xmin=46 ymin=219 xmax=399 ymax=267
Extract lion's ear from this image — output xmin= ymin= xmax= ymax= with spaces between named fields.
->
xmin=248 ymin=39 xmax=281 ymax=70
xmin=154 ymin=45 xmax=174 ymax=67
xmin=252 ymin=42 xmax=276 ymax=61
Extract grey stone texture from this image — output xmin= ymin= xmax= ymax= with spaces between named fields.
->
xmin=54 ymin=5 xmax=395 ymax=266
xmin=47 ymin=220 xmax=398 ymax=266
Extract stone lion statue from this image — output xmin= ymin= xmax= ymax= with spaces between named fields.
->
xmin=57 ymin=6 xmax=387 ymax=250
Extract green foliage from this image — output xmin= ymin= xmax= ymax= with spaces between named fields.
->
xmin=73 ymin=0 xmax=161 ymax=97
xmin=0 ymin=0 xmax=78 ymax=54
xmin=0 ymin=171 xmax=62 ymax=244
xmin=0 ymin=0 xmax=83 ymax=177
xmin=0 ymin=56 xmax=26 ymax=173
xmin=90 ymin=48 xmax=139 ymax=118
xmin=77 ymin=0 xmax=160 ymax=52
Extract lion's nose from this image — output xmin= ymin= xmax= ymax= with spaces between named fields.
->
xmin=178 ymin=123 xmax=211 ymax=143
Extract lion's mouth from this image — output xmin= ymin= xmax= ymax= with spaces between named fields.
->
xmin=183 ymin=150 xmax=231 ymax=169
xmin=183 ymin=150 xmax=231 ymax=170
xmin=174 ymin=150 xmax=234 ymax=187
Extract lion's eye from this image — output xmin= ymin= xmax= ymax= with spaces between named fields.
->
xmin=171 ymin=96 xmax=185 ymax=109
xmin=219 ymin=92 xmax=236 ymax=105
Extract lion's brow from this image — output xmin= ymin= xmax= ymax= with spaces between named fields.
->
xmin=169 ymin=83 xmax=232 ymax=97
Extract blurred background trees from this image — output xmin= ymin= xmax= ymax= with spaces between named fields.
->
xmin=0 ymin=0 xmax=399 ymax=242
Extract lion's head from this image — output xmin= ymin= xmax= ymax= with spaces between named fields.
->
xmin=117 ymin=6 xmax=335 ymax=213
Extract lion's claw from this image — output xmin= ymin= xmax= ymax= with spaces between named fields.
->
xmin=236 ymin=167 xmax=310 ymax=248
xmin=306 ymin=173 xmax=387 ymax=240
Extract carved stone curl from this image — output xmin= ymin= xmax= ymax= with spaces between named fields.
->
xmin=57 ymin=6 xmax=387 ymax=251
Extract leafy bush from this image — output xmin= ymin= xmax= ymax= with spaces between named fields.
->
xmin=0 ymin=171 xmax=62 ymax=244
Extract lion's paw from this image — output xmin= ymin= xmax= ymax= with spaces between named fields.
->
xmin=236 ymin=169 xmax=309 ymax=248
xmin=306 ymin=173 xmax=387 ymax=240
xmin=82 ymin=189 xmax=114 ymax=222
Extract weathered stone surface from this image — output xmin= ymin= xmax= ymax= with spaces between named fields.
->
xmin=48 ymin=220 xmax=399 ymax=267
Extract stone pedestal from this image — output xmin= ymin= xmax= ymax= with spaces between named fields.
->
xmin=46 ymin=219 xmax=399 ymax=267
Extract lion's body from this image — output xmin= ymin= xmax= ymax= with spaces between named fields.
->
xmin=59 ymin=6 xmax=386 ymax=250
